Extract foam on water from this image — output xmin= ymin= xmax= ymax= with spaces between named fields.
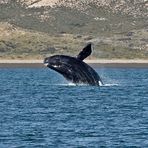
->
xmin=47 ymin=80 xmax=119 ymax=87
xmin=51 ymin=82 xmax=77 ymax=86
xmin=103 ymin=83 xmax=119 ymax=86
xmin=52 ymin=83 xmax=119 ymax=87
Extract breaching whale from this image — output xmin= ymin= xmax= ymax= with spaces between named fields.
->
xmin=44 ymin=43 xmax=103 ymax=86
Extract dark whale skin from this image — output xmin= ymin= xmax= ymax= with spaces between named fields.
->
xmin=44 ymin=55 xmax=103 ymax=86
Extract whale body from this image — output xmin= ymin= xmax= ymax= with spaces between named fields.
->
xmin=44 ymin=43 xmax=103 ymax=86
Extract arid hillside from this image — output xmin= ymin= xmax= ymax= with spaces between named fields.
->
xmin=0 ymin=0 xmax=147 ymax=59
xmin=17 ymin=0 xmax=148 ymax=17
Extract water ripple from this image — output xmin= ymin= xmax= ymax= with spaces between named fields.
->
xmin=0 ymin=68 xmax=148 ymax=147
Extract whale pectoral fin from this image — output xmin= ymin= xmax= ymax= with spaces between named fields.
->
xmin=76 ymin=43 xmax=92 ymax=61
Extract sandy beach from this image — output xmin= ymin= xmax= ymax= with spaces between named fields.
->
xmin=0 ymin=59 xmax=148 ymax=68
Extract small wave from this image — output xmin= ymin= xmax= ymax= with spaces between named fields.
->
xmin=103 ymin=83 xmax=119 ymax=87
xmin=51 ymin=82 xmax=119 ymax=87
xmin=68 ymin=83 xmax=90 ymax=86
xmin=53 ymin=83 xmax=90 ymax=87
xmin=52 ymin=83 xmax=77 ymax=86
xmin=68 ymin=83 xmax=77 ymax=86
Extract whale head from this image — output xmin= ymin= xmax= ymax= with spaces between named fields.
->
xmin=44 ymin=55 xmax=62 ymax=69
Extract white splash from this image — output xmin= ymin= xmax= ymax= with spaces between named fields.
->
xmin=68 ymin=82 xmax=77 ymax=86
xmin=103 ymin=83 xmax=119 ymax=87
xmin=44 ymin=63 xmax=48 ymax=66
xmin=99 ymin=81 xmax=103 ymax=86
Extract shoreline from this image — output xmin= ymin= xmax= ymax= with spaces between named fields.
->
xmin=0 ymin=59 xmax=148 ymax=68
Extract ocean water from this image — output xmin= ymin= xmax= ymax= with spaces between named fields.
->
xmin=0 ymin=67 xmax=148 ymax=147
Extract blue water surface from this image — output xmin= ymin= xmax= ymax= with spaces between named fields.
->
xmin=0 ymin=67 xmax=148 ymax=147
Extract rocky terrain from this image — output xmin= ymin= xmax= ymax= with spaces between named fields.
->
xmin=14 ymin=0 xmax=148 ymax=17
xmin=0 ymin=0 xmax=147 ymax=59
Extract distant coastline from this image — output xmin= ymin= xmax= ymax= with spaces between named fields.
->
xmin=0 ymin=59 xmax=148 ymax=68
